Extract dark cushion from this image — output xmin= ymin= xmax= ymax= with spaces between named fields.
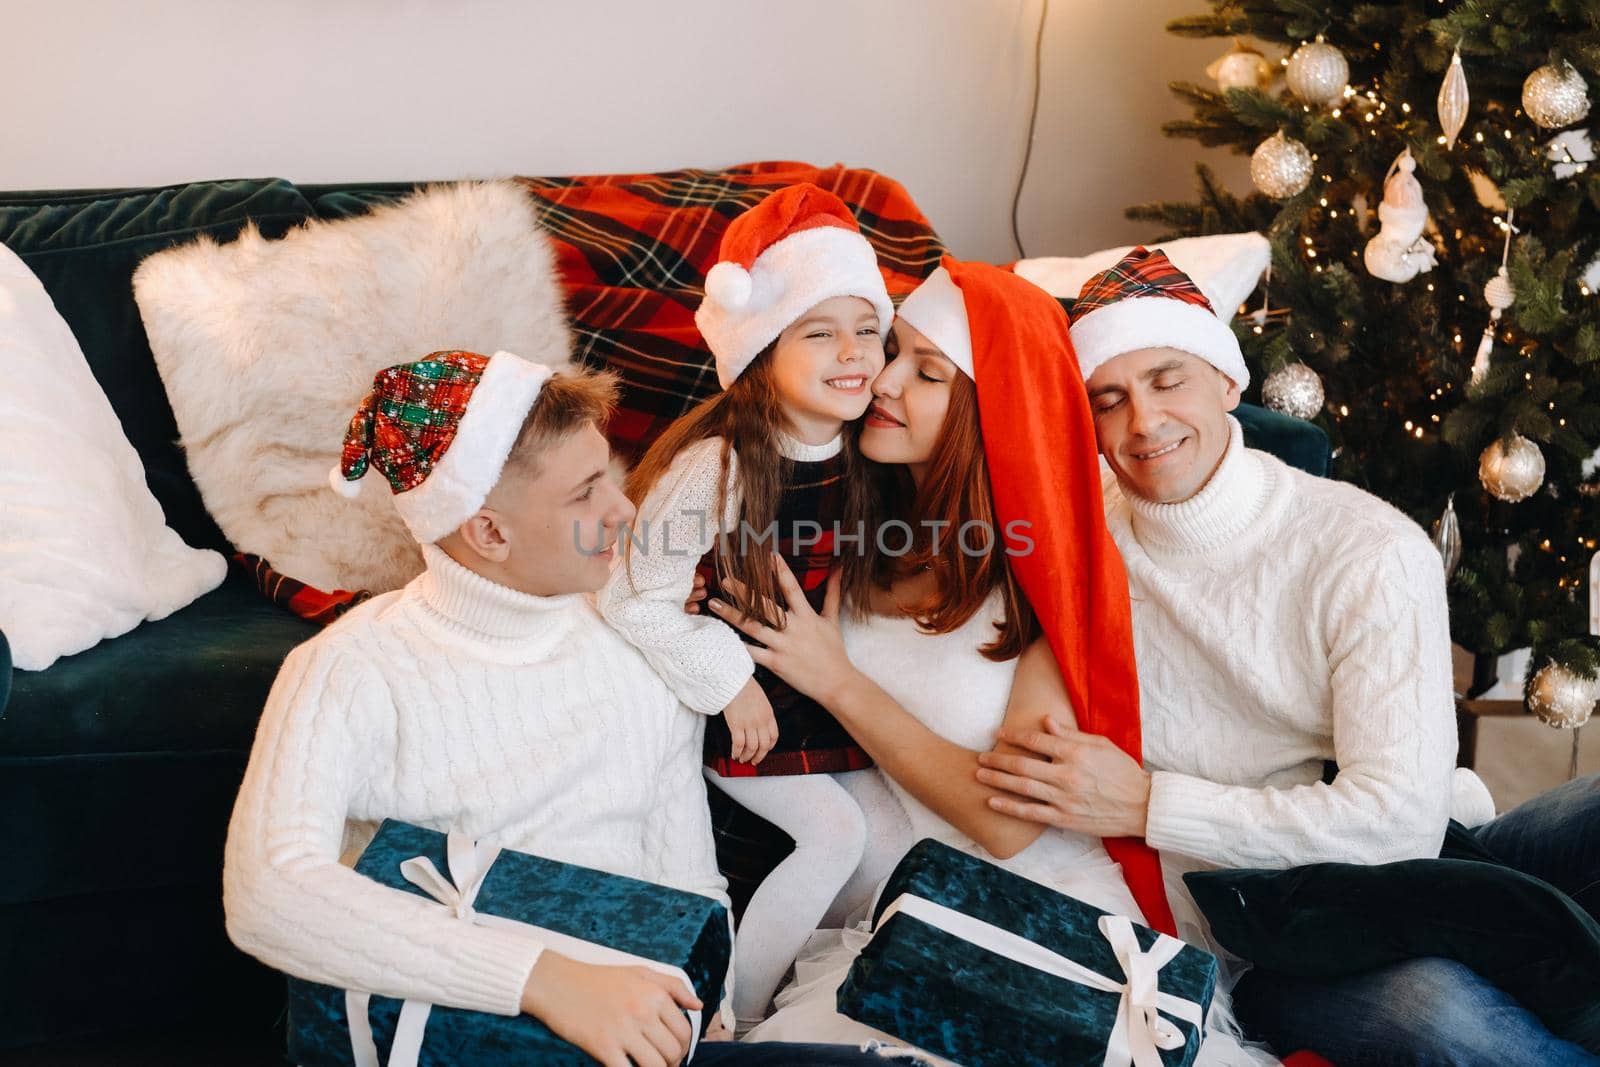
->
xmin=1 ymin=573 xmax=314 ymax=904
xmin=1235 ymin=402 xmax=1330 ymax=477
xmin=0 ymin=179 xmax=317 ymax=552
xmin=0 ymin=629 xmax=10 ymax=715
xmin=1184 ymin=823 xmax=1600 ymax=1052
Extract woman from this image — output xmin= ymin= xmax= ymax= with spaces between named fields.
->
xmin=708 ymin=260 xmax=1275 ymax=1065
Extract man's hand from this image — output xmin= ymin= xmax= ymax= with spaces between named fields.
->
xmin=521 ymin=951 xmax=701 ymax=1067
xmin=722 ymin=676 xmax=779 ymax=765
xmin=975 ymin=716 xmax=1153 ymax=838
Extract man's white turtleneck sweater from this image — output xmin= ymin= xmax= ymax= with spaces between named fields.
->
xmin=1104 ymin=417 xmax=1488 ymax=874
xmin=223 ymin=543 xmax=727 ymax=1017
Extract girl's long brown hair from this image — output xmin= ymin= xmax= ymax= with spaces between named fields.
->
xmin=842 ymin=369 xmax=1038 ymax=661
xmin=624 ymin=345 xmax=872 ymax=628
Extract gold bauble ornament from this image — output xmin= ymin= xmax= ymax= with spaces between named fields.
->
xmin=1286 ymin=35 xmax=1349 ymax=107
xmin=1526 ymin=662 xmax=1596 ymax=729
xmin=1208 ymin=41 xmax=1274 ymax=94
xmin=1522 ymin=62 xmax=1590 ymax=129
xmin=1479 ymin=434 xmax=1546 ymax=502
xmin=1251 ymin=132 xmax=1313 ymax=199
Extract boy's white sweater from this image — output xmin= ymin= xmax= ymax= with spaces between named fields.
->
xmin=223 ymin=544 xmax=727 ymax=1017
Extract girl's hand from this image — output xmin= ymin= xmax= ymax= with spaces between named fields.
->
xmin=710 ymin=555 xmax=859 ymax=709
xmin=722 ymin=677 xmax=778 ymax=764
xmin=684 ymin=572 xmax=709 ymax=615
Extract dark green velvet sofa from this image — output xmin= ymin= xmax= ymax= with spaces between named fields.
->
xmin=0 ymin=177 xmax=1329 ymax=1052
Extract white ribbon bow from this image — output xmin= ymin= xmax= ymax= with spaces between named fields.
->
xmin=870 ymin=894 xmax=1204 ymax=1067
xmin=346 ymin=831 xmax=703 ymax=1067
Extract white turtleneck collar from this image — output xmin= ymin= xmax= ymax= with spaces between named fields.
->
xmin=413 ymin=543 xmax=585 ymax=650
xmin=779 ymin=430 xmax=843 ymax=462
xmin=1124 ymin=415 xmax=1272 ymax=556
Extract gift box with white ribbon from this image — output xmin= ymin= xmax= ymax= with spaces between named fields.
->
xmin=837 ymin=838 xmax=1216 ymax=1067
xmin=286 ymin=820 xmax=731 ymax=1067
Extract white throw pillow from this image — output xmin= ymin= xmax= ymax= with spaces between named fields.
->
xmin=133 ymin=181 xmax=573 ymax=593
xmin=0 ymin=244 xmax=225 ymax=671
xmin=1015 ymin=232 xmax=1271 ymax=324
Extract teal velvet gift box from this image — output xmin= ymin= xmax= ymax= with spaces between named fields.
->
xmin=837 ymin=839 xmax=1216 ymax=1067
xmin=286 ymin=820 xmax=730 ymax=1067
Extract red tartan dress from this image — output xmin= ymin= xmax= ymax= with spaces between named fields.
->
xmin=701 ymin=449 xmax=872 ymax=778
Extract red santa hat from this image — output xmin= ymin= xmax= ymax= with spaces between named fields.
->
xmin=696 ymin=183 xmax=894 ymax=388
xmin=1068 ymin=245 xmax=1251 ymax=389
xmin=900 ymin=257 xmax=1177 ymax=937
xmin=329 ymin=349 xmax=554 ymax=544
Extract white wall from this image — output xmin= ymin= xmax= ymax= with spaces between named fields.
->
xmin=3 ymin=0 xmax=1245 ymax=263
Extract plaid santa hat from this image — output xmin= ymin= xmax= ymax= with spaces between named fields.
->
xmin=330 ymin=350 xmax=554 ymax=543
xmin=1068 ymin=246 xmax=1251 ymax=389
xmin=697 ymin=183 xmax=893 ymax=388
xmin=895 ymin=257 xmax=1178 ymax=937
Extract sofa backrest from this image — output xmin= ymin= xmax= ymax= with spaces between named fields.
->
xmin=0 ymin=180 xmax=320 ymax=551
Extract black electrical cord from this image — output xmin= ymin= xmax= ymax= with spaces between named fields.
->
xmin=1011 ymin=0 xmax=1049 ymax=260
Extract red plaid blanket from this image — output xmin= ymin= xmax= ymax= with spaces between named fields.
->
xmin=519 ymin=160 xmax=947 ymax=464
xmin=254 ymin=161 xmax=946 ymax=627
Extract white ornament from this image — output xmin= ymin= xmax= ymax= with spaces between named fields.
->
xmin=1438 ymin=47 xmax=1470 ymax=150
xmin=1208 ymin=41 xmax=1274 ymax=94
xmin=1251 ymin=132 xmax=1313 ymax=199
xmin=1547 ymin=130 xmax=1594 ymax=179
xmin=1261 ymin=363 xmax=1325 ymax=420
xmin=1363 ymin=149 xmax=1437 ymax=283
xmin=1471 ymin=208 xmax=1519 ymax=386
xmin=1523 ymin=62 xmax=1590 ymax=129
xmin=1286 ymin=36 xmax=1349 ymax=107
xmin=1479 ymin=434 xmax=1546 ymax=502
xmin=1527 ymin=662 xmax=1596 ymax=729
xmin=1584 ymin=254 xmax=1600 ymax=293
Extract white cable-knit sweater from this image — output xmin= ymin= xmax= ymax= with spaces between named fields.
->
xmin=1106 ymin=417 xmax=1482 ymax=873
xmin=223 ymin=544 xmax=727 ymax=1019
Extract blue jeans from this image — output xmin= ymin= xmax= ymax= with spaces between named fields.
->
xmin=694 ymin=1041 xmax=886 ymax=1065
xmin=1235 ymin=774 xmax=1600 ymax=1066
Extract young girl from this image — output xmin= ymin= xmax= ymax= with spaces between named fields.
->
xmin=597 ymin=184 xmax=914 ymax=1030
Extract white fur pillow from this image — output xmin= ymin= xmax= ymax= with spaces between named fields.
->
xmin=1015 ymin=232 xmax=1271 ymax=324
xmin=133 ymin=181 xmax=573 ymax=593
xmin=0 ymin=244 xmax=225 ymax=670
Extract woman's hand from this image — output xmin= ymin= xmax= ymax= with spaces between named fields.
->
xmin=709 ymin=554 xmax=860 ymax=710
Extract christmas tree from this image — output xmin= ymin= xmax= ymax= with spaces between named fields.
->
xmin=1132 ymin=2 xmax=1600 ymax=724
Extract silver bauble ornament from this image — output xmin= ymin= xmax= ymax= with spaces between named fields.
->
xmin=1479 ymin=434 xmax=1546 ymax=502
xmin=1432 ymin=493 xmax=1462 ymax=579
xmin=1286 ymin=36 xmax=1349 ymax=106
xmin=1251 ymin=132 xmax=1313 ymax=198
xmin=1438 ymin=47 xmax=1470 ymax=150
xmin=1261 ymin=363 xmax=1325 ymax=420
xmin=1208 ymin=42 xmax=1274 ymax=94
xmin=1526 ymin=662 xmax=1596 ymax=728
xmin=1523 ymin=62 xmax=1591 ymax=129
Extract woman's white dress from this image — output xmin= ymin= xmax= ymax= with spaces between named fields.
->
xmin=743 ymin=593 xmax=1279 ymax=1066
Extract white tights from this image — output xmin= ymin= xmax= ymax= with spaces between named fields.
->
xmin=708 ymin=768 xmax=912 ymax=1028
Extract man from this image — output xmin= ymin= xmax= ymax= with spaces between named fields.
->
xmin=224 ymin=350 xmax=886 ymax=1067
xmin=974 ymin=249 xmax=1600 ymax=1065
